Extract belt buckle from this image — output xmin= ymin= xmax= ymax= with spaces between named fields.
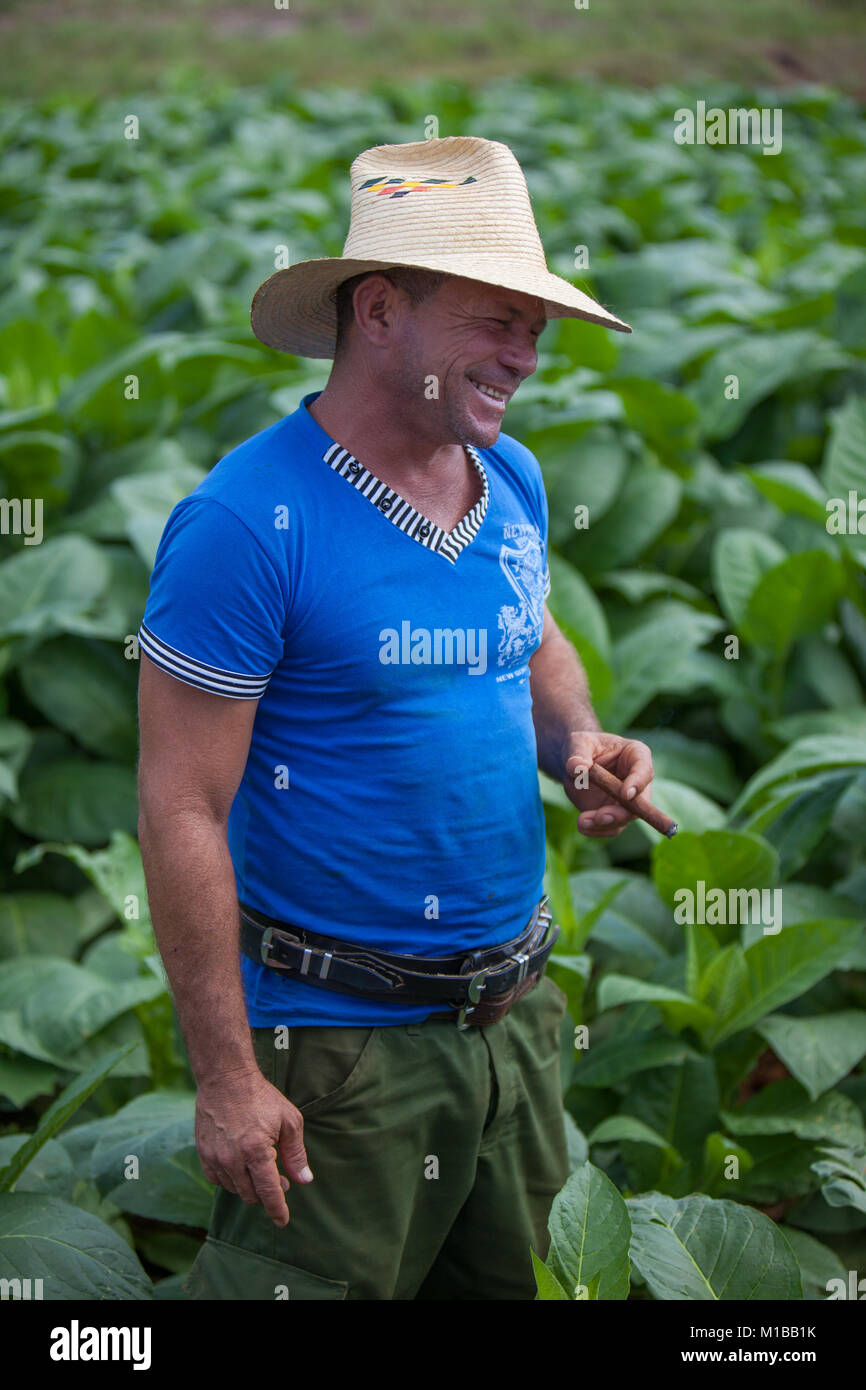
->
xmin=456 ymin=965 xmax=490 ymax=1031
xmin=513 ymin=950 xmax=530 ymax=985
xmin=259 ymin=924 xmax=305 ymax=972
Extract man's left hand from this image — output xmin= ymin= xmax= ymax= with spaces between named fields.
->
xmin=562 ymin=731 xmax=654 ymax=839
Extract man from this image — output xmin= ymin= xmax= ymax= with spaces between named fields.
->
xmin=136 ymin=135 xmax=652 ymax=1300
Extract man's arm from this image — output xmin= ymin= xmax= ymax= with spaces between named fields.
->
xmin=529 ymin=603 xmax=654 ymax=837
xmin=528 ymin=604 xmax=601 ymax=779
xmin=137 ymin=654 xmax=312 ymax=1226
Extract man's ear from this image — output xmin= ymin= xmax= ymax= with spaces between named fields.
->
xmin=351 ymin=273 xmax=403 ymax=348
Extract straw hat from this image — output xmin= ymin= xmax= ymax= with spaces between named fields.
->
xmin=250 ymin=135 xmax=631 ymax=358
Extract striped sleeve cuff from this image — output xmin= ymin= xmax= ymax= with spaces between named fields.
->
xmin=138 ymin=623 xmax=272 ymax=700
xmin=542 ymin=566 xmax=551 ymax=599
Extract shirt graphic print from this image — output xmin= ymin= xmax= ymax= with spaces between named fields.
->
xmin=497 ymin=522 xmax=547 ymax=675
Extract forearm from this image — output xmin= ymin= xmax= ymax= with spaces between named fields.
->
xmin=138 ymin=807 xmax=256 ymax=1086
xmin=529 ymin=627 xmax=601 ymax=781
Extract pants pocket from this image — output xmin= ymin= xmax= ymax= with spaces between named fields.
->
xmin=251 ymin=1023 xmax=381 ymax=1117
xmin=184 ymin=1236 xmax=349 ymax=1300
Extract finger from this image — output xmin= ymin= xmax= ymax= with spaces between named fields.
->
xmin=577 ymin=816 xmax=629 ymax=838
xmin=579 ymin=803 xmax=633 ymax=831
xmin=232 ymin=1166 xmax=260 ymax=1205
xmin=277 ymin=1112 xmax=314 ymax=1187
xmin=618 ymin=744 xmax=654 ymax=802
xmin=247 ymin=1156 xmax=292 ymax=1227
xmin=213 ymin=1165 xmax=240 ymax=1196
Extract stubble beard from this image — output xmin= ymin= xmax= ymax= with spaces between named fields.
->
xmin=398 ymin=325 xmax=501 ymax=452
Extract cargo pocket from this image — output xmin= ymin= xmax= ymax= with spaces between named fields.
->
xmin=184 ymin=1236 xmax=348 ymax=1300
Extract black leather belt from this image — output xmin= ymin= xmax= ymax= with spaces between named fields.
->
xmin=238 ymin=896 xmax=559 ymax=1029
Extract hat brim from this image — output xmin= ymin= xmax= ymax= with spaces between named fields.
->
xmin=250 ymin=255 xmax=631 ymax=358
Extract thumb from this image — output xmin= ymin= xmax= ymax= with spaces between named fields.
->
xmin=277 ymin=1107 xmax=314 ymax=1185
xmin=566 ymin=733 xmax=602 ymax=780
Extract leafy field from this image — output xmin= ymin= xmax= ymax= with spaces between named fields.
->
xmin=0 ymin=75 xmax=865 ymax=1300
xmin=3 ymin=0 xmax=865 ymax=101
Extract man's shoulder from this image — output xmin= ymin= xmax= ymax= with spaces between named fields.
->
xmin=478 ymin=428 xmax=543 ymax=490
xmin=197 ymin=413 xmax=301 ymax=500
xmin=177 ymin=411 xmax=315 ymax=539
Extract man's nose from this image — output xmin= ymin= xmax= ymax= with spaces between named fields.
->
xmin=496 ymin=329 xmax=538 ymax=378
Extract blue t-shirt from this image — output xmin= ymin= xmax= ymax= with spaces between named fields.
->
xmin=139 ymin=391 xmax=551 ymax=1025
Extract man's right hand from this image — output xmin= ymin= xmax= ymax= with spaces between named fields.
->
xmin=194 ymin=1067 xmax=314 ymax=1228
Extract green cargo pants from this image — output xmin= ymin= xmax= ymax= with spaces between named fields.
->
xmin=184 ymin=972 xmax=570 ymax=1300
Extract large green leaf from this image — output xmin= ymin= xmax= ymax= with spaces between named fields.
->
xmin=743 ymin=550 xmax=845 ymax=654
xmin=0 ymin=1045 xmax=134 ymax=1192
xmin=631 ymin=778 xmax=726 ymax=837
xmin=626 ymin=727 xmax=740 ymax=803
xmin=722 ymin=1081 xmax=865 ymax=1148
xmin=596 ymin=974 xmax=715 ymax=1035
xmin=711 ymin=528 xmax=787 ymax=630
xmin=0 ymin=957 xmax=163 ymax=1064
xmin=620 ymin=1056 xmax=719 ymax=1194
xmin=571 ymin=1033 xmax=699 ymax=1088
xmin=543 ymin=1163 xmax=631 ymax=1300
xmin=0 ymin=892 xmax=85 ymax=958
xmin=740 ymin=769 xmax=856 ymax=878
xmin=531 ymin=1249 xmax=570 ymax=1300
xmin=811 ymin=1144 xmax=866 ymax=1215
xmin=745 ymin=462 xmax=828 ymax=524
xmin=530 ymin=425 xmax=628 ymax=546
xmin=780 ymin=1227 xmax=848 ymax=1300
xmin=687 ymin=330 xmax=848 ymax=441
xmin=0 ymin=536 xmax=109 ymax=640
xmin=15 ymin=831 xmax=150 ymax=927
xmin=570 ymin=456 xmax=681 ymax=574
xmin=9 ymin=758 xmax=138 ymax=844
xmin=822 ymin=394 xmax=866 ymax=499
xmin=769 ymin=706 xmax=866 ymax=746
xmin=0 ymin=1193 xmax=152 ymax=1299
xmin=0 ymin=1055 xmax=60 ymax=1109
xmin=573 ymin=871 xmax=681 ymax=963
xmin=18 ymin=636 xmax=138 ymax=760
xmin=703 ymin=919 xmax=862 ymax=1046
xmin=588 ymin=1115 xmax=683 ymax=1166
xmin=756 ymin=1012 xmax=866 ymax=1102
xmin=652 ymin=829 xmax=778 ymax=939
xmin=613 ymin=377 xmax=699 ymax=451
xmin=608 ymin=609 xmax=722 ymax=727
xmin=547 ymin=551 xmax=610 ymax=660
xmin=89 ymin=1092 xmax=213 ymax=1227
xmin=111 ymin=466 xmax=205 ymax=568
xmin=627 ymin=1192 xmax=802 ymax=1299
xmin=729 ymin=735 xmax=866 ymax=819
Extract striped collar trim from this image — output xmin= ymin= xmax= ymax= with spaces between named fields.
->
xmin=321 ymin=441 xmax=489 ymax=564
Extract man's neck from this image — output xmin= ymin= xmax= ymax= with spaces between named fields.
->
xmin=308 ymin=374 xmax=466 ymax=483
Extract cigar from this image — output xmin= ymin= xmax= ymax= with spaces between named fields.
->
xmin=574 ymin=762 xmax=677 ymax=838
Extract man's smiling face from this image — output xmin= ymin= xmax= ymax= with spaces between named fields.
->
xmin=398 ymin=275 xmax=547 ymax=450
